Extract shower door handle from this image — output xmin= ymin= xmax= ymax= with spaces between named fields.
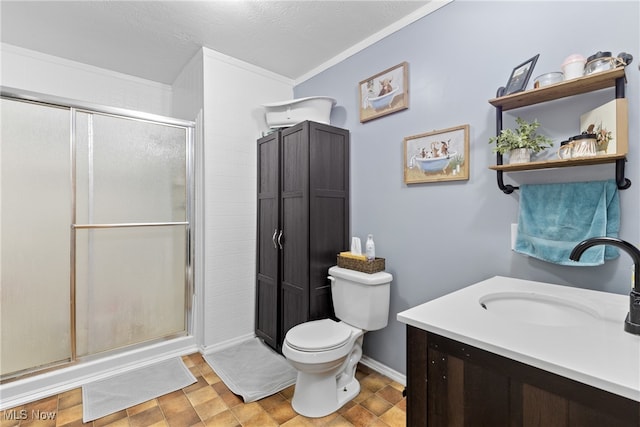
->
xmin=277 ymin=230 xmax=283 ymax=250
xmin=272 ymin=228 xmax=278 ymax=249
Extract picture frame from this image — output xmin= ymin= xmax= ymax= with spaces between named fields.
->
xmin=404 ymin=124 xmax=470 ymax=184
xmin=504 ymin=54 xmax=539 ymax=95
xmin=359 ymin=62 xmax=408 ymax=123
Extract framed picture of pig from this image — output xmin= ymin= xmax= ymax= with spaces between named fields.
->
xmin=359 ymin=62 xmax=409 ymax=123
xmin=403 ymin=124 xmax=470 ymax=184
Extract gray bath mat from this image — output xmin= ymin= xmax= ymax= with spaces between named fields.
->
xmin=204 ymin=338 xmax=296 ymax=402
xmin=82 ymin=357 xmax=196 ymax=422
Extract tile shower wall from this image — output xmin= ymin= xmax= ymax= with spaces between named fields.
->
xmin=0 ymin=42 xmax=294 ymax=358
xmin=0 ymin=48 xmax=195 ymax=406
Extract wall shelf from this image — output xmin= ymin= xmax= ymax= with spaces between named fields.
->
xmin=489 ymin=67 xmax=630 ymax=194
xmin=489 ymin=67 xmax=625 ymax=111
xmin=489 ymin=153 xmax=626 ymax=172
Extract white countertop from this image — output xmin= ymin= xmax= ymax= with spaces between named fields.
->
xmin=397 ymin=276 xmax=640 ymax=401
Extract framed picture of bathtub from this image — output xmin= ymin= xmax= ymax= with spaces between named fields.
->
xmin=403 ymin=124 xmax=470 ymax=184
xmin=359 ymin=62 xmax=409 ymax=123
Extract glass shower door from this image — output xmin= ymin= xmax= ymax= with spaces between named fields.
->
xmin=0 ymin=99 xmax=72 ymax=375
xmin=74 ymin=112 xmax=189 ymax=357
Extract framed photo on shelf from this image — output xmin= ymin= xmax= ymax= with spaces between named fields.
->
xmin=403 ymin=124 xmax=470 ymax=184
xmin=504 ymin=54 xmax=539 ymax=95
xmin=359 ymin=62 xmax=408 ymax=123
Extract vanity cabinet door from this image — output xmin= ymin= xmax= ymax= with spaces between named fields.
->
xmin=406 ymin=326 xmax=640 ymax=426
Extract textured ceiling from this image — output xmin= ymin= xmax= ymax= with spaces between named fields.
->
xmin=0 ymin=1 xmax=439 ymax=84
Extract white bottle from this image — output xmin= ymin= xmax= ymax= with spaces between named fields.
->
xmin=365 ymin=234 xmax=376 ymax=261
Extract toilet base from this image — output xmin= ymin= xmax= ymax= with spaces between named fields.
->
xmin=291 ymin=371 xmax=360 ymax=418
xmin=336 ymin=377 xmax=360 ymax=410
xmin=284 ymin=328 xmax=365 ymax=418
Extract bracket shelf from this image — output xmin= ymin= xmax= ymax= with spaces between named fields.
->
xmin=489 ymin=67 xmax=630 ymax=194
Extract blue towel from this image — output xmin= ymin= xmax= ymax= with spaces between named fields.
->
xmin=514 ymin=180 xmax=620 ymax=266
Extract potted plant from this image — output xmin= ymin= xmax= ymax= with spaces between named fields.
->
xmin=489 ymin=117 xmax=553 ymax=164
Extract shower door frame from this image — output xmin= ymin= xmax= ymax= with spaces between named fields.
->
xmin=1 ymin=87 xmax=196 ymax=378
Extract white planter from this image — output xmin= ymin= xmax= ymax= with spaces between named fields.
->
xmin=508 ymin=148 xmax=531 ymax=164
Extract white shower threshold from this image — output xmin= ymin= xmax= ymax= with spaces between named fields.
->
xmin=0 ymin=336 xmax=198 ymax=411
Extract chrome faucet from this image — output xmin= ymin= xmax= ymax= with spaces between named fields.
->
xmin=570 ymin=237 xmax=640 ymax=335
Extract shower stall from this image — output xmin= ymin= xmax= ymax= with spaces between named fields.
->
xmin=0 ymin=89 xmax=195 ymax=382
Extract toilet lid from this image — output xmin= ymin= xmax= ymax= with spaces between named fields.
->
xmin=285 ymin=319 xmax=353 ymax=352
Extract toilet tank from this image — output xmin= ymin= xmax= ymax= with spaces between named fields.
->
xmin=328 ymin=266 xmax=393 ymax=331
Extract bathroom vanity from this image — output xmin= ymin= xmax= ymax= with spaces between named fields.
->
xmin=397 ymin=276 xmax=640 ymax=426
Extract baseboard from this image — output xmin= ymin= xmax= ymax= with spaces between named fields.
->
xmin=0 ymin=336 xmax=197 ymax=411
xmin=359 ymin=355 xmax=406 ymax=387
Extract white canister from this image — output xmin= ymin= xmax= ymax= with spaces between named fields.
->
xmin=365 ymin=235 xmax=376 ymax=261
xmin=561 ymin=54 xmax=586 ymax=80
xmin=570 ymin=133 xmax=597 ymax=158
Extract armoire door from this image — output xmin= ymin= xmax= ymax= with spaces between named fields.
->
xmin=280 ymin=124 xmax=311 ymax=340
xmin=308 ymin=122 xmax=350 ymax=319
xmin=279 ymin=121 xmax=350 ymax=342
xmin=255 ymin=132 xmax=280 ymax=349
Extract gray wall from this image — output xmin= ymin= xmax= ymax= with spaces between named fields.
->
xmin=294 ymin=1 xmax=639 ymax=375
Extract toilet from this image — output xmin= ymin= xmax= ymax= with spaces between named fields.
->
xmin=282 ymin=266 xmax=393 ymax=418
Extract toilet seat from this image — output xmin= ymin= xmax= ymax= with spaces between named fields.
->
xmin=285 ymin=319 xmax=352 ymax=352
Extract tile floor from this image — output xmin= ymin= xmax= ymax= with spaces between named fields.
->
xmin=1 ymin=353 xmax=406 ymax=427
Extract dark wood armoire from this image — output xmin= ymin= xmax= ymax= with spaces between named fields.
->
xmin=255 ymin=121 xmax=350 ymax=352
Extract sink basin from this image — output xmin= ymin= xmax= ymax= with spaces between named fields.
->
xmin=479 ymin=291 xmax=601 ymax=326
